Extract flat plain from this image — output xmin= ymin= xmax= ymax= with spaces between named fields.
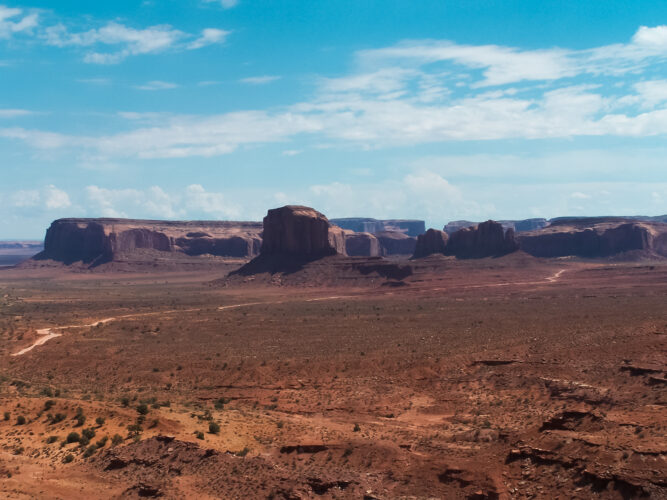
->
xmin=0 ymin=256 xmax=665 ymax=499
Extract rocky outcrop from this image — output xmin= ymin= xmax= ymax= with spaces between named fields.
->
xmin=412 ymin=229 xmax=448 ymax=258
xmin=444 ymin=218 xmax=548 ymax=235
xmin=261 ymin=206 xmax=346 ymax=258
xmin=39 ymin=218 xmax=263 ymax=265
xmin=375 ymin=231 xmax=417 ymax=256
xmin=518 ymin=220 xmax=667 ymax=258
xmin=344 ymin=232 xmax=381 ymax=257
xmin=331 ymin=218 xmax=425 ymax=237
xmin=446 ymin=220 xmax=519 ymax=259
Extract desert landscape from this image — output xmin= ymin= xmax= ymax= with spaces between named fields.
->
xmin=0 ymin=206 xmax=665 ymax=499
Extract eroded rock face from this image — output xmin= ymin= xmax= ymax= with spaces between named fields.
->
xmin=40 ymin=218 xmax=263 ymax=264
xmin=261 ymin=206 xmax=346 ymax=258
xmin=344 ymin=232 xmax=381 ymax=257
xmin=331 ymin=218 xmax=425 ymax=237
xmin=518 ymin=220 xmax=667 ymax=258
xmin=413 ymin=229 xmax=448 ymax=258
xmin=446 ymin=220 xmax=519 ymax=259
xmin=375 ymin=231 xmax=418 ymax=256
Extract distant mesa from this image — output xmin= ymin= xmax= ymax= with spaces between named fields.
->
xmin=331 ymin=218 xmax=425 ymax=237
xmin=413 ymin=229 xmax=449 ymax=259
xmin=518 ymin=218 xmax=667 ymax=258
xmin=444 ymin=218 xmax=548 ymax=235
xmin=344 ymin=231 xmax=381 ymax=257
xmin=35 ymin=218 xmax=262 ymax=266
xmin=375 ymin=231 xmax=417 ymax=257
xmin=445 ymin=220 xmax=519 ymax=259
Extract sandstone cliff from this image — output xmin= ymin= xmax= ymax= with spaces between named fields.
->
xmin=412 ymin=229 xmax=448 ymax=258
xmin=331 ymin=218 xmax=425 ymax=237
xmin=261 ymin=206 xmax=346 ymax=257
xmin=375 ymin=231 xmax=418 ymax=256
xmin=344 ymin=231 xmax=381 ymax=257
xmin=39 ymin=218 xmax=262 ymax=265
xmin=518 ymin=220 xmax=667 ymax=258
xmin=446 ymin=220 xmax=519 ymax=259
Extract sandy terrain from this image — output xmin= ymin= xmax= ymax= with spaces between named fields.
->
xmin=0 ymin=256 xmax=665 ymax=498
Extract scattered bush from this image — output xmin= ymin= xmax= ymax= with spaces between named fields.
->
xmin=44 ymin=400 xmax=55 ymax=411
xmin=136 ymin=403 xmax=148 ymax=415
xmin=235 ymin=447 xmax=250 ymax=457
xmin=208 ymin=421 xmax=220 ymax=434
xmin=3 ymin=412 xmax=9 ymax=421
xmin=46 ymin=436 xmax=59 ymax=444
xmin=82 ymin=428 xmax=96 ymax=440
xmin=49 ymin=413 xmax=66 ymax=424
xmin=111 ymin=434 xmax=123 ymax=446
xmin=353 ymin=423 xmax=361 ymax=432
xmin=15 ymin=415 xmax=26 ymax=425
xmin=63 ymin=454 xmax=74 ymax=463
xmin=195 ymin=431 xmax=204 ymax=440
xmin=66 ymin=432 xmax=81 ymax=443
xmin=96 ymin=436 xmax=108 ymax=448
xmin=13 ymin=446 xmax=24 ymax=455
xmin=79 ymin=435 xmax=90 ymax=446
xmin=83 ymin=444 xmax=98 ymax=458
xmin=120 ymin=397 xmax=130 ymax=407
xmin=95 ymin=416 xmax=105 ymax=426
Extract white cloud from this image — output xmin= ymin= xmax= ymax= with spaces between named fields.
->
xmin=134 ymin=80 xmax=179 ymax=91
xmin=239 ymin=75 xmax=281 ymax=85
xmin=76 ymin=77 xmax=111 ymax=85
xmin=10 ymin=185 xmax=70 ymax=211
xmin=0 ymin=5 xmax=38 ymax=39
xmin=185 ymin=184 xmax=240 ymax=218
xmin=188 ymin=28 xmax=229 ymax=49
xmin=85 ymin=185 xmax=178 ymax=218
xmin=632 ymin=25 xmax=667 ymax=48
xmin=43 ymin=20 xmax=229 ymax=64
xmin=0 ymin=109 xmax=33 ymax=118
xmin=204 ymin=0 xmax=239 ymax=9
xmin=44 ymin=185 xmax=71 ymax=209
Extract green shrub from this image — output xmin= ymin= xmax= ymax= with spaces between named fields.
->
xmin=120 ymin=397 xmax=130 ymax=407
xmin=235 ymin=447 xmax=250 ymax=457
xmin=136 ymin=403 xmax=148 ymax=415
xmin=79 ymin=435 xmax=90 ymax=446
xmin=46 ymin=435 xmax=59 ymax=444
xmin=195 ymin=431 xmax=204 ymax=440
xmin=74 ymin=413 xmax=86 ymax=427
xmin=66 ymin=432 xmax=80 ymax=443
xmin=208 ymin=421 xmax=220 ymax=434
xmin=95 ymin=416 xmax=105 ymax=426
xmin=111 ymin=434 xmax=123 ymax=446
xmin=83 ymin=444 xmax=98 ymax=458
xmin=82 ymin=428 xmax=96 ymax=440
xmin=353 ymin=423 xmax=360 ymax=432
xmin=3 ymin=412 xmax=9 ymax=421
xmin=63 ymin=454 xmax=74 ymax=463
xmin=96 ymin=436 xmax=108 ymax=448
xmin=44 ymin=400 xmax=55 ymax=411
xmin=16 ymin=415 xmax=26 ymax=425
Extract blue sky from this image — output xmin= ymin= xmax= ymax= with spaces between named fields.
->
xmin=2 ymin=1 xmax=667 ymax=238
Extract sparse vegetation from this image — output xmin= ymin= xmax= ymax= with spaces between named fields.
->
xmin=208 ymin=421 xmax=220 ymax=434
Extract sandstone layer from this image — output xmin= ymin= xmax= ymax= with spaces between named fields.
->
xmin=331 ymin=218 xmax=425 ymax=237
xmin=375 ymin=231 xmax=418 ymax=256
xmin=445 ymin=220 xmax=519 ymax=259
xmin=39 ymin=218 xmax=263 ymax=265
xmin=261 ymin=205 xmax=346 ymax=257
xmin=518 ymin=219 xmax=667 ymax=258
xmin=412 ymin=228 xmax=449 ymax=258
xmin=344 ymin=231 xmax=381 ymax=257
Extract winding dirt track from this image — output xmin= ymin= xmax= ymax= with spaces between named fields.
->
xmin=10 ymin=269 xmax=566 ymax=356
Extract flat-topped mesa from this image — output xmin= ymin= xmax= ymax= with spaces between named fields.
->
xmin=412 ymin=229 xmax=449 ymax=258
xmin=331 ymin=218 xmax=425 ymax=237
xmin=261 ymin=205 xmax=346 ymax=258
xmin=444 ymin=218 xmax=548 ymax=235
xmin=445 ymin=220 xmax=519 ymax=259
xmin=40 ymin=218 xmax=263 ymax=265
xmin=518 ymin=220 xmax=667 ymax=258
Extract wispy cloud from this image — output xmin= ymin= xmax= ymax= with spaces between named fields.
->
xmin=188 ymin=28 xmax=229 ymax=49
xmin=239 ymin=75 xmax=281 ymax=85
xmin=134 ymin=80 xmax=179 ymax=91
xmin=41 ymin=19 xmax=229 ymax=64
xmin=203 ymin=0 xmax=239 ymax=9
xmin=0 ymin=109 xmax=34 ymax=118
xmin=0 ymin=5 xmax=38 ymax=40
